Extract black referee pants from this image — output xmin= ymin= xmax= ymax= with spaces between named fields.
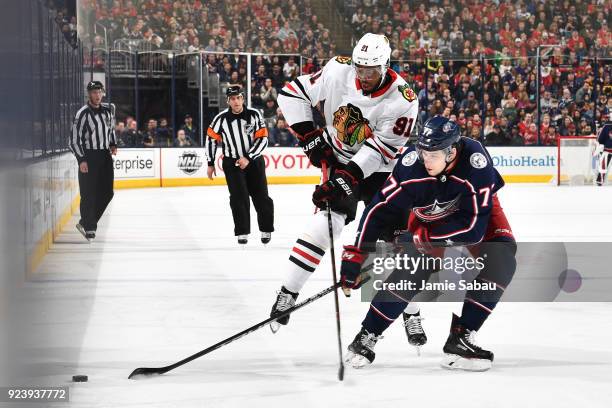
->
xmin=222 ymin=156 xmax=274 ymax=236
xmin=78 ymin=150 xmax=114 ymax=232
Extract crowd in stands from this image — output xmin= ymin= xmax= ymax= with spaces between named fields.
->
xmin=93 ymin=0 xmax=611 ymax=147
xmin=340 ymin=0 xmax=611 ymax=145
xmin=115 ymin=115 xmax=197 ymax=147
xmin=44 ymin=0 xmax=79 ymax=48
xmin=90 ymin=0 xmax=337 ymax=58
xmin=115 ymin=110 xmax=299 ymax=147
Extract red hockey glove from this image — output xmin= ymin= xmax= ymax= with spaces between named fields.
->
xmin=393 ymin=225 xmax=434 ymax=255
xmin=340 ymin=245 xmax=366 ymax=294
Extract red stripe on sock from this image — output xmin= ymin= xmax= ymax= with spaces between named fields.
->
xmin=292 ymin=247 xmax=321 ymax=265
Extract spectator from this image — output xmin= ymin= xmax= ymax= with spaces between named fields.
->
xmin=119 ymin=119 xmax=141 ymax=148
xmin=114 ymin=121 xmax=127 ymax=147
xmin=269 ymin=118 xmax=297 ymax=147
xmin=157 ymin=118 xmax=173 ymax=146
xmin=142 ymin=118 xmax=158 ymax=147
xmin=180 ymin=114 xmax=197 ymax=141
xmin=485 ymin=124 xmax=506 ymax=146
xmin=283 ymin=57 xmax=299 ymax=81
xmin=522 ymin=123 xmax=539 ymax=145
xmin=260 ymin=78 xmax=278 ymax=103
xmin=559 ymin=116 xmax=576 ymax=136
xmin=173 ymin=129 xmax=197 ymax=147
xmin=543 ymin=125 xmax=559 ymax=146
xmin=269 ymin=64 xmax=285 ymax=90
xmin=263 ymin=98 xmax=279 ymax=124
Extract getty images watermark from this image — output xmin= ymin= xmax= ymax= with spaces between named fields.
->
xmin=371 ymin=252 xmax=491 ymax=292
xmin=359 ymin=242 xmax=612 ymax=303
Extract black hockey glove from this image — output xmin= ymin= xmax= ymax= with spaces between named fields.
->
xmin=297 ymin=128 xmax=338 ymax=168
xmin=313 ymin=168 xmax=357 ymax=207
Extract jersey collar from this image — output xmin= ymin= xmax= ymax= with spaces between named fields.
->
xmin=355 ymin=68 xmax=397 ymax=98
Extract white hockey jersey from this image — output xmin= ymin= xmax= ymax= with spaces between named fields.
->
xmin=277 ymin=56 xmax=419 ymax=178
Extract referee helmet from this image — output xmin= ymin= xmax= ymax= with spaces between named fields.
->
xmin=226 ymin=85 xmax=243 ymax=97
xmin=86 ymin=81 xmax=105 ymax=92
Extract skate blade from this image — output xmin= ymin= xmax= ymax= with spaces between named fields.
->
xmin=344 ymin=351 xmax=371 ymax=369
xmin=415 ymin=346 xmax=421 ymax=357
xmin=269 ymin=321 xmax=281 ymax=333
xmin=441 ymin=354 xmax=492 ymax=372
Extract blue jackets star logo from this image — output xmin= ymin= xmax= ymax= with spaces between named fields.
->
xmin=413 ymin=195 xmax=461 ymax=222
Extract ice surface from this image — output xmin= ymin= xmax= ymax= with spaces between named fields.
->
xmin=25 ymin=184 xmax=612 ymax=408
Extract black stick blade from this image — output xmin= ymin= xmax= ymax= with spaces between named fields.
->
xmin=338 ymin=363 xmax=345 ymax=381
xmin=128 ymin=367 xmax=166 ymax=380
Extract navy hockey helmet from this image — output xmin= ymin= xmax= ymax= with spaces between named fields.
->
xmin=416 ymin=116 xmax=461 ymax=163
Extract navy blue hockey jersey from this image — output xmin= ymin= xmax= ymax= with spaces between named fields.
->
xmin=598 ymin=123 xmax=612 ymax=152
xmin=355 ymin=137 xmax=504 ymax=248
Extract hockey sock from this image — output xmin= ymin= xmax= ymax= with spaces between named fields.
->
xmin=461 ymin=240 xmax=516 ymax=331
xmin=459 ymin=298 xmax=494 ymax=331
xmin=283 ymin=238 xmax=326 ymax=293
xmin=362 ymin=299 xmax=407 ymax=336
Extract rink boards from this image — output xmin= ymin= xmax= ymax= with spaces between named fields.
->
xmin=113 ymin=147 xmax=558 ymax=189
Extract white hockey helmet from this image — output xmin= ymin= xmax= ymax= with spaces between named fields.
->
xmin=352 ymin=33 xmax=391 ymax=79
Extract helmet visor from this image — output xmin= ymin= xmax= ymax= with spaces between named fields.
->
xmin=416 ymin=145 xmax=453 ymax=163
xmin=354 ymin=64 xmax=383 ymax=81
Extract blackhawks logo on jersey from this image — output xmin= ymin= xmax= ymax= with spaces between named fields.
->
xmin=335 ymin=56 xmax=352 ymax=65
xmin=398 ymin=84 xmax=417 ymax=102
xmin=333 ymin=103 xmax=373 ymax=146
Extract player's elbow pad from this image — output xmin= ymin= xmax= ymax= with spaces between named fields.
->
xmin=290 ymin=121 xmax=316 ymax=139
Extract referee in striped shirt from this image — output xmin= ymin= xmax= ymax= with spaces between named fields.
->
xmin=69 ymin=81 xmax=117 ymax=241
xmin=206 ymin=85 xmax=274 ymax=245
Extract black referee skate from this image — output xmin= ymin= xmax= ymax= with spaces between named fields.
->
xmin=402 ymin=311 xmax=427 ymax=355
xmin=261 ymin=232 xmax=271 ymax=244
xmin=76 ymin=223 xmax=95 ymax=242
xmin=269 ymin=286 xmax=298 ymax=333
xmin=345 ymin=327 xmax=383 ymax=368
xmin=237 ymin=234 xmax=248 ymax=245
xmin=441 ymin=313 xmax=493 ymax=372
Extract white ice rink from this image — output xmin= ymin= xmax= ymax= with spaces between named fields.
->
xmin=29 ymin=184 xmax=612 ymax=408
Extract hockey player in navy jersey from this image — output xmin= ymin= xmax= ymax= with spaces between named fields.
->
xmin=595 ymin=115 xmax=612 ymax=186
xmin=340 ymin=116 xmax=517 ymax=371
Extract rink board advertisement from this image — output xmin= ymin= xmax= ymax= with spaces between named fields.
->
xmin=487 ymin=147 xmax=557 ymax=183
xmin=113 ymin=147 xmax=557 ymax=189
xmin=113 ymin=149 xmax=161 ymax=189
xmin=160 ymin=147 xmax=321 ymax=187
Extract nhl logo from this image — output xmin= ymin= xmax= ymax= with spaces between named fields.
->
xmin=470 ymin=152 xmax=487 ymax=169
xmin=178 ymin=151 xmax=203 ymax=175
xmin=244 ymin=123 xmax=255 ymax=135
xmin=442 ymin=122 xmax=454 ymax=133
xmin=402 ymin=151 xmax=418 ymax=167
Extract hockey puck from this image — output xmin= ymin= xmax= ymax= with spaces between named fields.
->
xmin=72 ymin=375 xmax=88 ymax=382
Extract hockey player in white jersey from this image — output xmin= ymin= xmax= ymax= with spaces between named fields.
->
xmin=269 ymin=33 xmax=425 ymax=341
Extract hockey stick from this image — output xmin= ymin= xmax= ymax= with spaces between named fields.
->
xmin=128 ymin=271 xmax=371 ymax=380
xmin=321 ymin=161 xmax=345 ymax=381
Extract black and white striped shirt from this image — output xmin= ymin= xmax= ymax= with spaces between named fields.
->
xmin=205 ymin=107 xmax=269 ymax=165
xmin=69 ymin=102 xmax=117 ymax=163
